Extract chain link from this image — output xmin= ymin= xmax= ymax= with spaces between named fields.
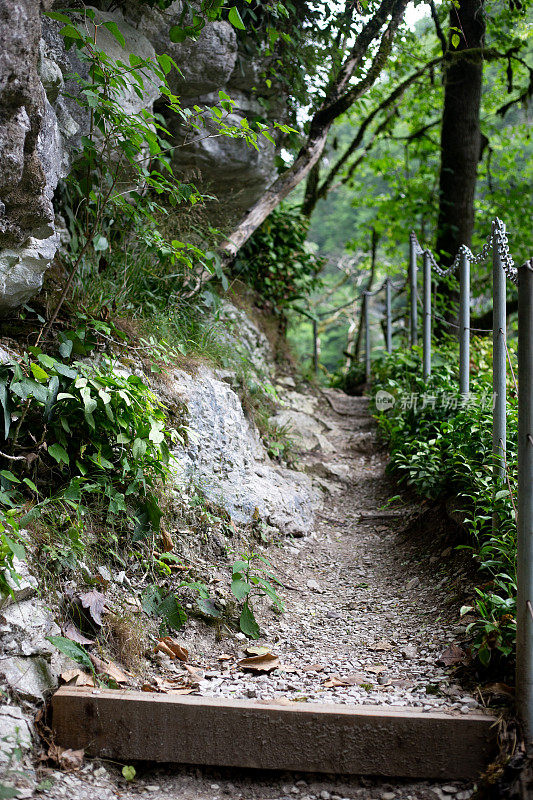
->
xmin=409 ymin=218 xmax=518 ymax=285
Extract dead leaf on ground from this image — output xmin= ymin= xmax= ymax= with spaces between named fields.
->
xmin=160 ymin=527 xmax=174 ymax=552
xmin=366 ymin=665 xmax=387 ymax=674
xmin=218 ymin=653 xmax=232 ymax=661
xmin=60 ymin=669 xmax=95 ymax=687
xmin=184 ymin=664 xmax=204 ymax=684
xmin=369 ymin=639 xmax=392 ymax=652
xmin=78 ymin=589 xmax=107 ymax=626
xmin=245 ymin=645 xmax=271 ymax=657
xmin=63 ymin=623 xmax=95 ymax=646
xmin=89 ymin=654 xmax=129 ymax=684
xmin=323 ymin=673 xmax=366 ymax=688
xmin=124 ymin=596 xmax=142 ymax=613
xmin=278 ymin=664 xmax=298 ymax=673
xmin=301 ymin=663 xmax=324 ymax=672
xmin=438 ymin=643 xmax=467 ymax=667
xmin=47 ymin=745 xmax=84 ymax=771
xmin=155 ymin=637 xmax=188 ymax=662
xmin=238 ymin=653 xmax=280 ymax=673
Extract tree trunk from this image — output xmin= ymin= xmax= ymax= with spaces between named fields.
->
xmin=436 ymin=0 xmax=485 ymax=265
xmin=220 ymin=0 xmax=409 ymax=261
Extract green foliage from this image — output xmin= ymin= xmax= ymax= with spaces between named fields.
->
xmin=0 ymin=511 xmax=25 ymax=600
xmin=234 ymin=208 xmax=325 ymax=314
xmin=371 ymin=339 xmax=517 ymax=665
xmin=230 ymin=552 xmax=284 ymax=637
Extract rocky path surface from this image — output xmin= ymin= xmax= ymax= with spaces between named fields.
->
xmin=37 ymin=389 xmax=488 ymax=800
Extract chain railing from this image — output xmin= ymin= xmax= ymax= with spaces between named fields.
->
xmin=361 ymin=219 xmax=533 ymax=740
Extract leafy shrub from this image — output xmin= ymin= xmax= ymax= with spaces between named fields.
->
xmin=371 ymin=339 xmax=517 ymax=666
xmin=234 ymin=207 xmax=325 ymax=314
xmin=0 ymin=344 xmax=178 ymax=542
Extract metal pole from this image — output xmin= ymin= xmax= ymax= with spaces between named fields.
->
xmin=385 ymin=278 xmax=392 ymax=354
xmin=312 ymin=319 xmax=319 ymax=377
xmin=517 ymin=259 xmax=533 ymax=741
xmin=423 ymin=251 xmax=431 ymax=380
xmin=459 ymin=252 xmax=470 ymax=397
xmin=409 ymin=234 xmax=418 ymax=346
xmin=493 ymin=221 xmax=507 ymax=488
xmin=364 ymin=293 xmax=371 ymax=382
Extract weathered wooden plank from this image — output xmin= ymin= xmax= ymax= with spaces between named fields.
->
xmin=52 ymin=687 xmax=497 ymax=780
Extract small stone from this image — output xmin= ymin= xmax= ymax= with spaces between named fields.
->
xmin=145 ymin=786 xmax=159 ymax=792
xmin=245 ymin=688 xmax=257 ymax=698
xmin=235 ymin=632 xmax=246 ymax=641
xmin=306 ymin=579 xmax=321 ymax=592
xmin=441 ymin=787 xmax=458 ymax=794
xmin=210 ymin=784 xmax=220 ymax=790
xmin=401 ymin=645 xmax=418 ymax=659
xmin=320 ymin=791 xmax=331 ymax=800
xmin=382 ymin=793 xmax=396 ymax=800
xmin=291 ymin=788 xmax=300 ymax=795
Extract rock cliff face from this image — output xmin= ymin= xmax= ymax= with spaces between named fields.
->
xmin=0 ymin=1 xmax=281 ymax=312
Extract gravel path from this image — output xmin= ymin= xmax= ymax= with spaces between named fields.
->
xmin=37 ymin=389 xmax=489 ymax=800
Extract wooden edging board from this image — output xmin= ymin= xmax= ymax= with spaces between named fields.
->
xmin=52 ymin=687 xmax=498 ymax=779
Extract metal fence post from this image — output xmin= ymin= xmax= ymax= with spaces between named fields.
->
xmin=493 ymin=221 xmax=507 ymax=489
xmin=385 ymin=278 xmax=392 ymax=354
xmin=409 ymin=234 xmax=418 ymax=346
xmin=423 ymin=251 xmax=431 ymax=380
xmin=364 ymin=293 xmax=371 ymax=382
xmin=517 ymin=259 xmax=533 ymax=741
xmin=459 ymin=252 xmax=470 ymax=396
xmin=312 ymin=319 xmax=319 ymax=376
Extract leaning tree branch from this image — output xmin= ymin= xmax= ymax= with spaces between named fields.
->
xmin=219 ymin=0 xmax=409 ymax=261
xmin=304 ymin=55 xmax=443 ymax=214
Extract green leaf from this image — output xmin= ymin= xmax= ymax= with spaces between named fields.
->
xmin=4 ymin=535 xmax=25 ymax=561
xmin=141 ymin=584 xmax=164 ymax=615
xmin=196 ymin=597 xmax=222 ymax=618
xmin=59 ymin=24 xmax=83 ymax=41
xmin=451 ymin=32 xmax=460 ymax=48
xmin=228 ymin=6 xmax=246 ymax=29
xmin=48 ymin=443 xmax=70 ymax=467
xmin=23 ymin=478 xmax=38 ymax=493
xmin=59 ymin=339 xmax=74 ymax=359
xmin=239 ymin=602 xmax=260 ymax=638
xmin=169 ymin=26 xmax=187 ymax=43
xmin=30 ymin=362 xmax=49 ymax=383
xmin=231 ymin=576 xmax=251 ymax=600
xmin=0 ymin=471 xmax=20 ymax=484
xmin=103 ymin=21 xmax=126 ymax=49
xmin=132 ymin=438 xmax=147 ymax=459
xmin=46 ymin=635 xmax=93 ymax=671
xmin=157 ymin=595 xmax=187 ymax=631
xmin=157 ymin=54 xmax=174 ymax=75
xmin=122 ymin=766 xmax=136 ymax=782
xmin=0 ymin=783 xmax=22 ymax=798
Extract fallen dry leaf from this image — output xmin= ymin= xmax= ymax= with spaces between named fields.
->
xmin=60 ymin=669 xmax=95 ymax=687
xmin=238 ymin=653 xmax=280 ymax=673
xmin=166 ymin=687 xmax=196 ymax=695
xmin=323 ymin=673 xmax=366 ymax=688
xmin=366 ymin=665 xmax=387 ymax=674
xmin=278 ymin=664 xmax=298 ymax=673
xmin=218 ymin=653 xmax=232 ymax=661
xmin=155 ymin=637 xmax=188 ymax=662
xmin=63 ymin=623 xmax=95 ymax=646
xmin=184 ymin=664 xmax=204 ymax=684
xmin=78 ymin=589 xmax=107 ymax=626
xmin=301 ymin=663 xmax=324 ymax=672
xmin=438 ymin=643 xmax=467 ymax=667
xmin=370 ymin=639 xmax=392 ymax=652
xmin=59 ymin=748 xmax=84 ymax=771
xmin=47 ymin=744 xmax=84 ymax=771
xmin=245 ymin=645 xmax=270 ymax=657
xmin=89 ymin=654 xmax=129 ymax=684
xmin=160 ymin=527 xmax=174 ymax=552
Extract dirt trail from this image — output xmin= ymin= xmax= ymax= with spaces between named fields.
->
xmin=39 ymin=389 xmax=486 ymax=800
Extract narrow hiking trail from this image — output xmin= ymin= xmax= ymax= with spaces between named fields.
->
xmin=40 ymin=388 xmax=488 ymax=800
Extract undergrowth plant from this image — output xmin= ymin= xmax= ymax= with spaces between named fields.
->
xmin=370 ymin=338 xmax=518 ymax=667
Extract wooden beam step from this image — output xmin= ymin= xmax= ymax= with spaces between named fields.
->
xmin=52 ymin=687 xmax=497 ymax=780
